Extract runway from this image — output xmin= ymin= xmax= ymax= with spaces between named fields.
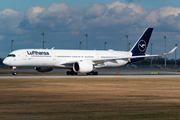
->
xmin=1 ymin=75 xmax=180 ymax=78
xmin=1 ymin=68 xmax=180 ymax=78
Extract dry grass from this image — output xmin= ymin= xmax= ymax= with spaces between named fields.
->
xmin=0 ymin=78 xmax=180 ymax=120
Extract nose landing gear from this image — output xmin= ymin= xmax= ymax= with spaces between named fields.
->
xmin=12 ymin=66 xmax=17 ymax=75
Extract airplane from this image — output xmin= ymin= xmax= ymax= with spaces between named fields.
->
xmin=3 ymin=28 xmax=177 ymax=75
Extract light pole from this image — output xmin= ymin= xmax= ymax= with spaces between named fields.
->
xmin=104 ymin=42 xmax=107 ymax=50
xmin=129 ymin=43 xmax=131 ymax=51
xmin=41 ymin=33 xmax=45 ymax=49
xmin=175 ymin=44 xmax=178 ymax=67
xmin=151 ymin=43 xmax=153 ymax=67
xmin=163 ymin=36 xmax=166 ymax=68
xmin=84 ymin=34 xmax=88 ymax=50
xmin=125 ymin=35 xmax=128 ymax=51
xmin=79 ymin=42 xmax=82 ymax=50
xmin=11 ymin=40 xmax=14 ymax=52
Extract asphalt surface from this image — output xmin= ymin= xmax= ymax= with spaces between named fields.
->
xmin=1 ymin=75 xmax=180 ymax=78
xmin=1 ymin=68 xmax=180 ymax=78
xmin=1 ymin=67 xmax=180 ymax=74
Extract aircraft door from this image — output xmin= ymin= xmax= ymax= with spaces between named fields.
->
xmin=95 ymin=53 xmax=100 ymax=59
xmin=22 ymin=52 xmax=27 ymax=60
xmin=52 ymin=53 xmax=56 ymax=60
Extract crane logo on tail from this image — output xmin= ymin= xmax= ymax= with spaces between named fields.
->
xmin=138 ymin=40 xmax=146 ymax=52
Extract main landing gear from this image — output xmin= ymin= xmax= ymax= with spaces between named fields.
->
xmin=12 ymin=66 xmax=17 ymax=75
xmin=66 ymin=70 xmax=78 ymax=75
xmin=86 ymin=71 xmax=98 ymax=75
xmin=66 ymin=70 xmax=98 ymax=75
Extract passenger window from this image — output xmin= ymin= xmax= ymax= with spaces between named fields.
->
xmin=7 ymin=54 xmax=16 ymax=57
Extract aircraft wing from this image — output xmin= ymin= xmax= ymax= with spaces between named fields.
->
xmin=60 ymin=47 xmax=176 ymax=66
xmin=122 ymin=46 xmax=177 ymax=60
xmin=60 ymin=61 xmax=76 ymax=66
xmin=139 ymin=46 xmax=177 ymax=58
xmin=92 ymin=47 xmax=177 ymax=64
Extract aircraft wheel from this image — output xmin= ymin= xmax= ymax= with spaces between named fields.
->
xmin=70 ymin=71 xmax=75 ymax=75
xmin=66 ymin=71 xmax=70 ymax=75
xmin=94 ymin=71 xmax=98 ymax=75
xmin=12 ymin=72 xmax=16 ymax=75
xmin=86 ymin=71 xmax=98 ymax=75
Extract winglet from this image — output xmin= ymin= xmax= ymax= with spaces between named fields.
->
xmin=145 ymin=46 xmax=177 ymax=58
xmin=164 ymin=47 xmax=177 ymax=55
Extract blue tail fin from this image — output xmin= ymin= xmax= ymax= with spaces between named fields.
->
xmin=130 ymin=28 xmax=153 ymax=55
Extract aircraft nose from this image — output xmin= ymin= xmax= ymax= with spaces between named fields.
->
xmin=3 ymin=58 xmax=9 ymax=65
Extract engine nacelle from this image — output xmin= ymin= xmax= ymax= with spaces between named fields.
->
xmin=35 ymin=67 xmax=53 ymax=72
xmin=73 ymin=62 xmax=93 ymax=73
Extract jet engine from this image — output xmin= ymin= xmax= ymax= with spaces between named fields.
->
xmin=73 ymin=62 xmax=93 ymax=73
xmin=35 ymin=67 xmax=53 ymax=72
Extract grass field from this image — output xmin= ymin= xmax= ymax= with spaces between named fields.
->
xmin=0 ymin=78 xmax=180 ymax=120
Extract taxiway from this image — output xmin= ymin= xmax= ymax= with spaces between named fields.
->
xmin=1 ymin=75 xmax=180 ymax=78
xmin=1 ymin=68 xmax=180 ymax=78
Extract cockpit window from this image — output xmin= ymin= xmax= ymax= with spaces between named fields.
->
xmin=7 ymin=54 xmax=16 ymax=57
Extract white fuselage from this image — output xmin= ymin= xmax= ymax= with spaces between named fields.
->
xmin=3 ymin=49 xmax=132 ymax=68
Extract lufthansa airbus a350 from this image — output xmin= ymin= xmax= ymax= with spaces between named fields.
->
xmin=3 ymin=28 xmax=177 ymax=75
